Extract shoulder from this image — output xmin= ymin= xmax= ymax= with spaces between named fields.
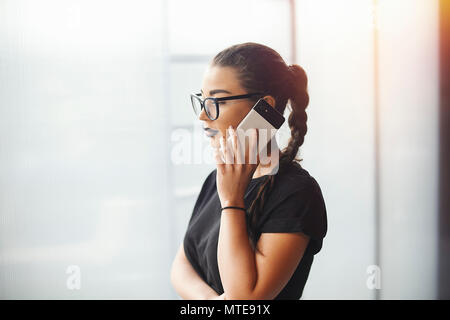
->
xmin=205 ymin=168 xmax=218 ymax=187
xmin=268 ymin=161 xmax=322 ymax=203
xmin=198 ymin=168 xmax=217 ymax=195
xmin=189 ymin=168 xmax=217 ymax=217
xmin=258 ymin=162 xmax=327 ymax=242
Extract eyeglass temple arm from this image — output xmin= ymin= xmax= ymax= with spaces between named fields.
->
xmin=214 ymin=93 xmax=264 ymax=101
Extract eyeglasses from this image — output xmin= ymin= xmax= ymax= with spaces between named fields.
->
xmin=190 ymin=92 xmax=263 ymax=121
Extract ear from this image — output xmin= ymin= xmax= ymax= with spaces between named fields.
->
xmin=263 ymin=95 xmax=276 ymax=108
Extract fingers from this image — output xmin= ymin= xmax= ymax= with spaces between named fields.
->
xmin=214 ymin=126 xmax=260 ymax=166
xmin=247 ymin=128 xmax=259 ymax=165
xmin=220 ymin=134 xmax=234 ymax=165
xmin=234 ymin=128 xmax=245 ymax=165
xmin=213 ymin=146 xmax=224 ymax=165
xmin=226 ymin=128 xmax=236 ymax=164
xmin=229 ymin=126 xmax=246 ymax=165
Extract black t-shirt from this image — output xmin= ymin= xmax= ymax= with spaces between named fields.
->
xmin=183 ymin=161 xmax=328 ymax=300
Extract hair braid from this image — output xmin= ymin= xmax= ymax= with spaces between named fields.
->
xmin=279 ymin=64 xmax=309 ymax=171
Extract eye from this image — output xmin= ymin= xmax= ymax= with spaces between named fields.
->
xmin=218 ymin=101 xmax=226 ymax=105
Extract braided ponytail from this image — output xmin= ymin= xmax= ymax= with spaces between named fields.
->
xmin=279 ymin=64 xmax=309 ymax=171
xmin=212 ymin=43 xmax=310 ymax=252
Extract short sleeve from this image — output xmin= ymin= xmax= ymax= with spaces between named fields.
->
xmin=259 ymin=177 xmax=327 ymax=255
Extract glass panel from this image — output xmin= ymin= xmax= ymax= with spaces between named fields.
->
xmin=377 ymin=0 xmax=438 ymax=299
xmin=296 ymin=0 xmax=376 ymax=299
xmin=0 ymin=0 xmax=170 ymax=299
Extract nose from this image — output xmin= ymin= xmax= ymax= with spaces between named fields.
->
xmin=198 ymin=107 xmax=209 ymax=122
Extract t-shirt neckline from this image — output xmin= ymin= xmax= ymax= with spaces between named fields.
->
xmin=250 ymin=174 xmax=273 ymax=183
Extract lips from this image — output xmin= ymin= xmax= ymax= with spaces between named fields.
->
xmin=204 ymin=127 xmax=219 ymax=137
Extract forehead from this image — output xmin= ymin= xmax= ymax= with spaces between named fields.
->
xmin=201 ymin=65 xmax=243 ymax=95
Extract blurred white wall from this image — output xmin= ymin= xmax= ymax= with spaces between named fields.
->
xmin=0 ymin=0 xmax=170 ymax=299
xmin=0 ymin=0 xmax=439 ymax=299
xmin=297 ymin=0 xmax=377 ymax=299
xmin=298 ymin=0 xmax=439 ymax=299
xmin=376 ymin=0 xmax=439 ymax=299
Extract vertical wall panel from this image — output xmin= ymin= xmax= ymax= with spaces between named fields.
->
xmin=296 ymin=0 xmax=376 ymax=299
xmin=377 ymin=0 xmax=439 ymax=299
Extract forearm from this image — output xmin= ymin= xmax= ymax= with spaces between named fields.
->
xmin=217 ymin=201 xmax=257 ymax=299
xmin=171 ymin=246 xmax=220 ymax=300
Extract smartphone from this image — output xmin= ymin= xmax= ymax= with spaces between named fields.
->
xmin=221 ymin=98 xmax=285 ymax=163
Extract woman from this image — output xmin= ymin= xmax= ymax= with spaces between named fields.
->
xmin=170 ymin=42 xmax=327 ymax=300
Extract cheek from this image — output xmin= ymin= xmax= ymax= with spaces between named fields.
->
xmin=221 ymin=104 xmax=251 ymax=129
xmin=216 ymin=111 xmax=238 ymax=133
xmin=214 ymin=103 xmax=250 ymax=140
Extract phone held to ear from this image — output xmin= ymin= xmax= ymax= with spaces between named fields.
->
xmin=220 ymin=98 xmax=285 ymax=163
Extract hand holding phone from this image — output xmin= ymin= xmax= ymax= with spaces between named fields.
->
xmin=219 ymin=98 xmax=285 ymax=164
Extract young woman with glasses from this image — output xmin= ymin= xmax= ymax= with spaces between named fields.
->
xmin=170 ymin=42 xmax=327 ymax=300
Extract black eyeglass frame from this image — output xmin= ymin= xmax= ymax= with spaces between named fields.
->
xmin=190 ymin=92 xmax=264 ymax=121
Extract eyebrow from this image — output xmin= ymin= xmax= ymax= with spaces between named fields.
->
xmin=200 ymin=89 xmax=232 ymax=96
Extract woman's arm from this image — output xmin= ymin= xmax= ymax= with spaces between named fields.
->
xmin=217 ymin=204 xmax=257 ymax=297
xmin=170 ymin=243 xmax=221 ymax=300
xmin=218 ymin=206 xmax=310 ymax=300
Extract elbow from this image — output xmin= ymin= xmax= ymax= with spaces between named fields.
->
xmin=225 ymin=293 xmax=252 ymax=300
xmin=222 ymin=280 xmax=260 ymax=300
xmin=224 ymin=287 xmax=274 ymax=300
xmin=222 ymin=289 xmax=257 ymax=300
